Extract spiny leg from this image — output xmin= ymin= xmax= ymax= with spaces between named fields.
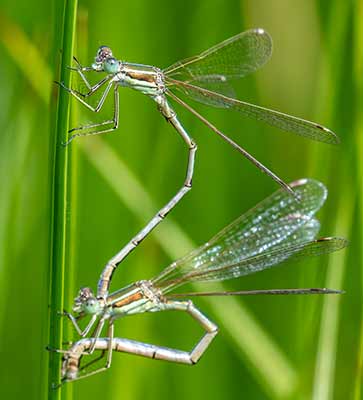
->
xmin=86 ymin=320 xmax=114 ymax=377
xmin=97 ymin=96 xmax=197 ymax=298
xmin=56 ymin=63 xmax=116 ymax=144
xmin=106 ymin=320 xmax=115 ymax=368
xmin=64 ymin=322 xmax=115 ymax=382
xmin=62 ymin=311 xmax=98 ymax=337
xmin=86 ymin=317 xmax=107 ymax=354
xmin=63 ymin=84 xmax=119 ymax=145
xmin=68 ymin=56 xmax=97 ymax=92
xmin=78 ymin=350 xmax=106 ymax=373
xmin=67 ymin=85 xmax=119 ymax=134
xmin=64 ymin=73 xmax=111 ymax=99
xmin=69 ymin=322 xmax=114 ymax=380
xmin=58 ymin=78 xmax=114 ymax=114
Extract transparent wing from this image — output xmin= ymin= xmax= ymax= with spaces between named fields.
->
xmin=164 ymin=29 xmax=272 ymax=84
xmin=167 ymin=288 xmax=343 ymax=298
xmin=152 ymin=178 xmax=327 ymax=286
xmin=166 ymin=81 xmax=339 ymax=144
xmin=189 ymin=81 xmax=236 ymax=105
xmin=160 ymin=237 xmax=347 ymax=291
xmin=157 ymin=218 xmax=320 ymax=291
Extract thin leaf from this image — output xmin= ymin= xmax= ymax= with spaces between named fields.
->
xmin=47 ymin=1 xmax=78 ymax=400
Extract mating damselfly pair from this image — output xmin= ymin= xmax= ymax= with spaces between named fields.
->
xmin=51 ymin=29 xmax=345 ymax=386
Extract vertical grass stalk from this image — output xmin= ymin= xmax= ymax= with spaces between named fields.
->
xmin=353 ymin=0 xmax=363 ymax=398
xmin=47 ymin=1 xmax=78 ymax=399
xmin=312 ymin=1 xmax=353 ymax=398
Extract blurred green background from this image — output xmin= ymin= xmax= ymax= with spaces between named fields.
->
xmin=0 ymin=0 xmax=362 ymax=399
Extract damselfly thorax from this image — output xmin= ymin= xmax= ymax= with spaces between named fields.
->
xmin=107 ymin=280 xmax=165 ymax=315
xmin=117 ymin=63 xmax=166 ymax=97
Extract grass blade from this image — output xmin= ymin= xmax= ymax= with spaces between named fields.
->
xmin=312 ymin=175 xmax=354 ymax=400
xmin=353 ymin=0 xmax=363 ymax=398
xmin=311 ymin=1 xmax=353 ymax=398
xmin=47 ymin=1 xmax=78 ymax=399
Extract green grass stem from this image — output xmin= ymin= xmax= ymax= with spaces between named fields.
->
xmin=312 ymin=174 xmax=354 ymax=400
xmin=311 ymin=1 xmax=354 ymax=398
xmin=47 ymin=1 xmax=78 ymax=399
xmin=353 ymin=0 xmax=363 ymax=398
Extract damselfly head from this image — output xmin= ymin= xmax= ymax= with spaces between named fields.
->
xmin=73 ymin=287 xmax=102 ymax=314
xmin=92 ymin=46 xmax=114 ymax=71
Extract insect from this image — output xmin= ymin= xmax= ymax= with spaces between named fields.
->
xmin=52 ymin=178 xmax=347 ymax=385
xmin=58 ymin=29 xmax=340 ymax=296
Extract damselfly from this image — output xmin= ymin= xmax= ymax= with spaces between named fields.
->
xmin=52 ymin=179 xmax=347 ymax=384
xmin=58 ymin=29 xmax=339 ymax=293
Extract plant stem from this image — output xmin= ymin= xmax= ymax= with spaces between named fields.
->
xmin=353 ymin=0 xmax=363 ymax=398
xmin=47 ymin=1 xmax=77 ymax=399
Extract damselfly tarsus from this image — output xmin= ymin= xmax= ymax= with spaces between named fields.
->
xmin=58 ymin=29 xmax=339 ymax=299
xmin=52 ymin=179 xmax=347 ymax=385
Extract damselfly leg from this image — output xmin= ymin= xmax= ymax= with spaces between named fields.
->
xmin=57 ymin=77 xmax=118 ymax=145
xmin=67 ymin=57 xmax=99 ymax=91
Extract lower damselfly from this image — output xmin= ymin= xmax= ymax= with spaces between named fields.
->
xmin=50 ymin=179 xmax=347 ymax=385
xmin=58 ymin=29 xmax=340 ymax=299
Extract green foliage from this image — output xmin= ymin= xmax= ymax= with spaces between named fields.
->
xmin=0 ymin=1 xmax=361 ymax=399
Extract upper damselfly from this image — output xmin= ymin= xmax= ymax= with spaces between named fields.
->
xmin=60 ymin=29 xmax=338 ymax=195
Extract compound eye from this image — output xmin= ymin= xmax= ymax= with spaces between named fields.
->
xmin=97 ymin=45 xmax=109 ymax=54
xmin=87 ymin=299 xmax=96 ymax=307
xmin=95 ymin=46 xmax=113 ymax=63
xmin=79 ymin=287 xmax=93 ymax=300
xmin=104 ymin=57 xmax=119 ymax=74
